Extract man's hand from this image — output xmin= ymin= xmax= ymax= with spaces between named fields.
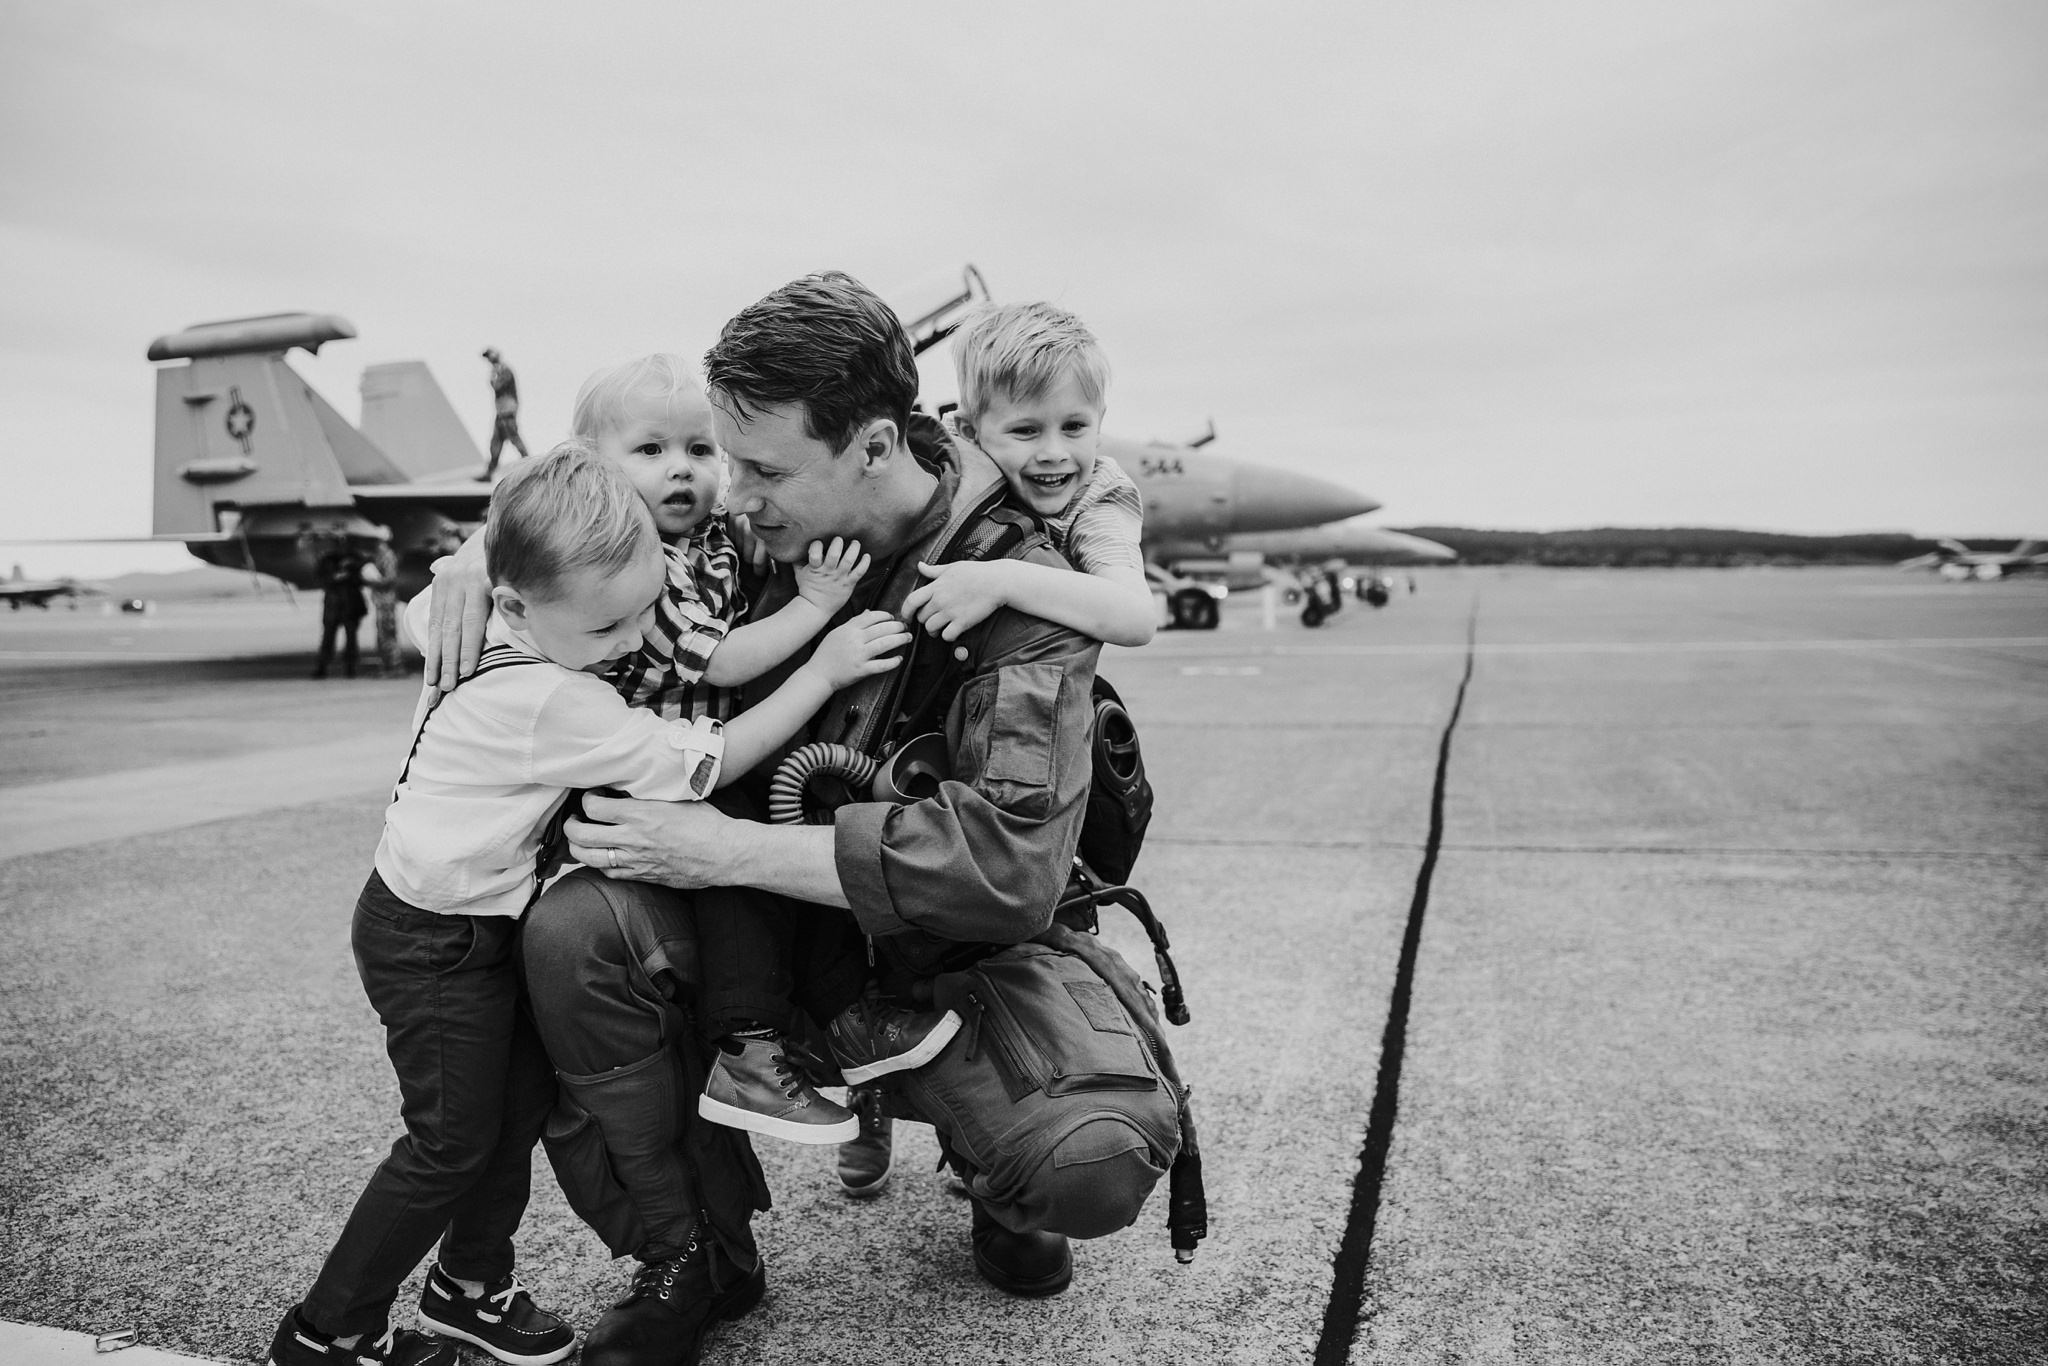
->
xmin=803 ymin=609 xmax=912 ymax=691
xmin=425 ymin=534 xmax=492 ymax=691
xmin=793 ymin=538 xmax=869 ymax=616
xmin=566 ymin=793 xmax=736 ymax=889
xmin=902 ymin=559 xmax=1012 ymax=642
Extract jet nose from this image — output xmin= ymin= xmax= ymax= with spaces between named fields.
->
xmin=1228 ymin=465 xmax=1380 ymax=532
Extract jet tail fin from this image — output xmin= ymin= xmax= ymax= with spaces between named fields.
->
xmin=360 ymin=361 xmax=486 ymax=481
xmin=151 ymin=354 xmax=369 ymax=538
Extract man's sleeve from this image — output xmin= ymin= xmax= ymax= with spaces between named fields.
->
xmin=832 ymin=549 xmax=1101 ymax=945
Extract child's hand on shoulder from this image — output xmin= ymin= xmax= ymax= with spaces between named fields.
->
xmin=794 ymin=537 xmax=870 ymax=613
xmin=902 ymin=559 xmax=1013 ymax=642
xmin=805 ymin=609 xmax=911 ymax=690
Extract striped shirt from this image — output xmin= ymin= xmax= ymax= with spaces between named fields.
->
xmin=604 ymin=517 xmax=748 ymax=722
xmin=1044 ymin=452 xmax=1145 ymax=574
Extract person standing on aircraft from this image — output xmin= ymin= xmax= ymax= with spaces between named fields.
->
xmin=313 ymin=537 xmax=371 ymax=680
xmin=481 ymin=347 xmax=531 ymax=480
xmin=265 ymin=442 xmax=909 ymax=1366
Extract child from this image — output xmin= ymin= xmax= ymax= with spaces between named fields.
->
xmin=568 ymin=356 xmax=964 ymax=1145
xmin=903 ymin=301 xmax=1156 ymax=649
xmin=570 ymin=354 xmax=862 ymax=721
xmin=267 ymin=444 xmax=910 ymax=1366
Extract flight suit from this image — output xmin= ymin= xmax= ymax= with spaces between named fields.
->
xmin=519 ymin=434 xmax=1136 ymax=1275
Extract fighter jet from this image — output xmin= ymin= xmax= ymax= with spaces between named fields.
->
xmin=1896 ymin=537 xmax=2047 ymax=581
xmin=0 ymin=565 xmax=103 ymax=609
xmin=146 ymin=313 xmax=490 ymax=600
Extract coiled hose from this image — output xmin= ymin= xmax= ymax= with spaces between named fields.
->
xmin=767 ymin=743 xmax=877 ymax=825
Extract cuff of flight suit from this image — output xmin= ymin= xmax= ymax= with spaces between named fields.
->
xmin=833 ymin=801 xmax=911 ymax=938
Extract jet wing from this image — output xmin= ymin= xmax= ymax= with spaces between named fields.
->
xmin=351 ymin=482 xmax=493 ymax=520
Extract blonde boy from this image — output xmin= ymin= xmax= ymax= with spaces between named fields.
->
xmin=904 ymin=301 xmax=1156 ymax=648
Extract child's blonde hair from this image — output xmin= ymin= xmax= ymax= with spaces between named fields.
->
xmin=485 ymin=439 xmax=657 ymax=601
xmin=951 ymin=302 xmax=1111 ymax=425
xmin=571 ymin=353 xmax=703 ymax=438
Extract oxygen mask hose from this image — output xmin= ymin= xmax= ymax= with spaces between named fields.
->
xmin=768 ymin=743 xmax=879 ymax=825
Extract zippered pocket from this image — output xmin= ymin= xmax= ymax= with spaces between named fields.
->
xmin=968 ymin=946 xmax=1161 ymax=1099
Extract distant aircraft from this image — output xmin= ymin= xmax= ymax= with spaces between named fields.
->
xmin=1896 ymin=537 xmax=2047 ymax=581
xmin=147 ymin=313 xmax=491 ymax=600
xmin=0 ymin=564 xmax=102 ymax=610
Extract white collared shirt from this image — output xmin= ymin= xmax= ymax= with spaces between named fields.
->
xmin=373 ymin=598 xmax=725 ymax=917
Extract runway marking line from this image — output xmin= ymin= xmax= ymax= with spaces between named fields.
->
xmin=0 ymin=649 xmax=289 ymax=663
xmin=1151 ymin=834 xmax=2036 ymax=862
xmin=1160 ymin=635 xmax=2048 ymax=659
xmin=0 ymin=734 xmax=397 ymax=861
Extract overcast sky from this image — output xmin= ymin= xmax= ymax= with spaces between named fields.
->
xmin=3 ymin=0 xmax=2044 ymax=577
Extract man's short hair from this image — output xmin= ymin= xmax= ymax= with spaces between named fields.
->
xmin=485 ymin=439 xmax=656 ymax=601
xmin=702 ymin=271 xmax=919 ymax=453
xmin=952 ymin=301 xmax=1111 ymax=425
xmin=572 ymin=353 xmax=701 ymax=438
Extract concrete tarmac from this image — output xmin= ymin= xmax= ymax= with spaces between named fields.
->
xmin=0 ymin=570 xmax=2042 ymax=1364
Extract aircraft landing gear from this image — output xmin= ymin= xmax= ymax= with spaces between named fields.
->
xmin=1361 ymin=578 xmax=1391 ymax=608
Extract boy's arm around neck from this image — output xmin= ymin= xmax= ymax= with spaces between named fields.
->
xmin=911 ymin=556 xmax=1155 ymax=648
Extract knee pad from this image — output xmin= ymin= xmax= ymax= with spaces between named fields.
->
xmin=1003 ymin=1118 xmax=1168 ymax=1241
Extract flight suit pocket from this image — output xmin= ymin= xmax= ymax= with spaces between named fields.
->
xmin=979 ymin=661 xmax=1064 ymax=819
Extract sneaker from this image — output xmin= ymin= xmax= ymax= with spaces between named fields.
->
xmin=267 ymin=1307 xmax=452 ymax=1366
xmin=826 ymin=988 xmax=961 ymax=1086
xmin=836 ymin=1085 xmax=894 ymax=1198
xmin=698 ymin=1032 xmax=858 ymax=1144
xmin=416 ymin=1264 xmax=575 ymax=1366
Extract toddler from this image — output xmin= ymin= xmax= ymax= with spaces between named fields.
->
xmin=568 ymin=358 xmax=961 ymax=1144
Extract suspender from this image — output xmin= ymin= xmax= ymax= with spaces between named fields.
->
xmin=391 ymin=643 xmax=543 ymax=801
xmin=390 ymin=642 xmax=566 ymax=909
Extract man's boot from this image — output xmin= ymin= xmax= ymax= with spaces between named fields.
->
xmin=836 ymin=1085 xmax=893 ymax=1198
xmin=580 ymin=1224 xmax=765 ymax=1366
xmin=969 ymin=1196 xmax=1071 ymax=1298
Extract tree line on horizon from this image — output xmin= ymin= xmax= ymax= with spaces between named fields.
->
xmin=1386 ymin=528 xmax=2014 ymax=568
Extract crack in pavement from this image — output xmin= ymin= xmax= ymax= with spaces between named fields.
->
xmin=1315 ymin=598 xmax=1480 ymax=1365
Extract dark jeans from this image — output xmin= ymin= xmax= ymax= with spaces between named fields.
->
xmin=694 ymin=882 xmax=870 ymax=1040
xmin=695 ymin=788 xmax=869 ymax=1039
xmin=315 ymin=604 xmax=362 ymax=678
xmin=300 ymin=871 xmax=556 ymax=1338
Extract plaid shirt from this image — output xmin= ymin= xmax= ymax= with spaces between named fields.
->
xmin=603 ymin=517 xmax=747 ymax=722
